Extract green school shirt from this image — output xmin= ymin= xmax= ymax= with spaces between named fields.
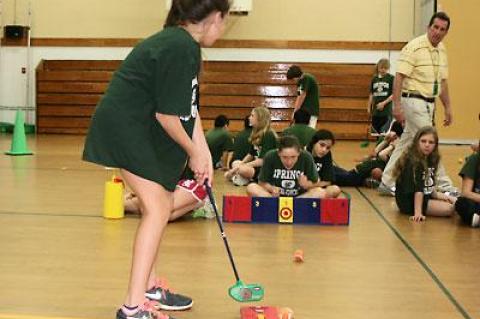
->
xmin=82 ymin=27 xmax=200 ymax=191
xmin=370 ymin=73 xmax=394 ymax=118
xmin=248 ymin=130 xmax=278 ymax=159
xmin=232 ymin=128 xmax=252 ymax=161
xmin=297 ymin=73 xmax=320 ymax=116
xmin=282 ymin=124 xmax=316 ymax=148
xmin=313 ymin=152 xmax=335 ymax=183
xmin=206 ymin=128 xmax=233 ymax=165
xmin=395 ymin=158 xmax=435 ymax=214
xmin=459 ymin=153 xmax=480 ymax=193
xmin=259 ymin=149 xmax=319 ymax=197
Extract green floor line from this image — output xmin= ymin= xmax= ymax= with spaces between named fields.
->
xmin=0 ymin=211 xmax=102 ymax=219
xmin=356 ymin=187 xmax=472 ymax=319
xmin=0 ymin=166 xmax=105 ymax=172
xmin=0 ymin=313 xmax=96 ymax=319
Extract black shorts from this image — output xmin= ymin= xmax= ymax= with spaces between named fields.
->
xmin=455 ymin=196 xmax=480 ymax=225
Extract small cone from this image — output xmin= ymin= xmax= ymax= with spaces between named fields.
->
xmin=293 ymin=249 xmax=304 ymax=262
xmin=5 ymin=110 xmax=33 ymax=156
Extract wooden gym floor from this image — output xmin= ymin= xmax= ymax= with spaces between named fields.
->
xmin=0 ymin=134 xmax=478 ymax=319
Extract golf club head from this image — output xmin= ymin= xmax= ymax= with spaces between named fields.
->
xmin=229 ymin=280 xmax=264 ymax=302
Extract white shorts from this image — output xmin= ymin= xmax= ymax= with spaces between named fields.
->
xmin=176 ymin=179 xmax=207 ymax=202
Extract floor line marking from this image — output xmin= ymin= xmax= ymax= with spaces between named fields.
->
xmin=356 ymin=187 xmax=472 ymax=319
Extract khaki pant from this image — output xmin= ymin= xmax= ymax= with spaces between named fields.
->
xmin=309 ymin=115 xmax=318 ymax=129
xmin=381 ymin=97 xmax=453 ymax=190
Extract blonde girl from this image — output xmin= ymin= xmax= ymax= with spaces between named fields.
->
xmin=225 ymin=106 xmax=277 ymax=185
xmin=367 ymin=58 xmax=394 ymax=134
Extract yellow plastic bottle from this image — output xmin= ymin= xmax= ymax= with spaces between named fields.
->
xmin=103 ymin=174 xmax=124 ymax=219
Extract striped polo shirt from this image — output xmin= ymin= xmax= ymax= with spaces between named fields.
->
xmin=396 ymin=34 xmax=448 ymax=98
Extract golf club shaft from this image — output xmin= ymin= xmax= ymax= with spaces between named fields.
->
xmin=205 ymin=183 xmax=241 ymax=282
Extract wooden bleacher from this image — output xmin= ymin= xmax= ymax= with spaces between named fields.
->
xmin=36 ymin=60 xmax=374 ymax=139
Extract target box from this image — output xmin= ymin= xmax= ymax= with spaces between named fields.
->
xmin=278 ymin=197 xmax=294 ymax=223
xmin=252 ymin=197 xmax=278 ymax=223
xmin=222 ymin=195 xmax=350 ymax=225
xmin=223 ymin=196 xmax=252 ymax=222
xmin=320 ymin=198 xmax=350 ymax=225
xmin=293 ymin=197 xmax=320 ymax=224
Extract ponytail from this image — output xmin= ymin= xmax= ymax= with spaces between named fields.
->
xmin=164 ymin=0 xmax=230 ymax=27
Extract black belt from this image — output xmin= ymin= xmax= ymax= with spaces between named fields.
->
xmin=402 ymin=92 xmax=435 ymax=103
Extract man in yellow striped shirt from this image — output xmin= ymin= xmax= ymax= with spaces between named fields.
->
xmin=379 ymin=12 xmax=456 ymax=196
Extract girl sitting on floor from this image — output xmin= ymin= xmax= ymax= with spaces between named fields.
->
xmin=225 ymin=106 xmax=277 ymax=186
xmin=392 ymin=126 xmax=456 ymax=222
xmin=455 ymin=144 xmax=480 ymax=227
xmin=306 ymin=129 xmax=341 ymax=198
xmin=246 ymin=135 xmax=327 ymax=198
xmin=124 ymin=179 xmax=209 ymax=219
xmin=333 ymin=121 xmax=403 ymax=188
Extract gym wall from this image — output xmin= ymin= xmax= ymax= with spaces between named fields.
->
xmin=4 ymin=0 xmax=415 ymax=41
xmin=0 ymin=0 xmax=478 ymax=141
xmin=436 ymin=0 xmax=480 ymax=140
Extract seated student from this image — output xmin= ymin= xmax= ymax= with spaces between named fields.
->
xmin=307 ymin=129 xmax=341 ymax=198
xmin=246 ymin=135 xmax=326 ymax=198
xmin=124 ymin=179 xmax=207 ymax=220
xmin=231 ymin=115 xmax=253 ymax=166
xmin=334 ymin=121 xmax=403 ymax=188
xmin=282 ymin=109 xmax=316 ymax=148
xmin=206 ymin=114 xmax=233 ymax=170
xmin=354 ymin=120 xmax=402 ymax=163
xmin=392 ymin=126 xmax=456 ymax=222
xmin=225 ymin=106 xmax=277 ymax=186
xmin=455 ymin=147 xmax=480 ymax=227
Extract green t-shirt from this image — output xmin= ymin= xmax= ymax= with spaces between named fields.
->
xmin=282 ymin=124 xmax=316 ymax=148
xmin=395 ymin=158 xmax=435 ymax=214
xmin=232 ymin=128 xmax=253 ymax=161
xmin=459 ymin=153 xmax=480 ymax=193
xmin=370 ymin=73 xmax=394 ymax=118
xmin=259 ymin=149 xmax=319 ymax=197
xmin=206 ymin=128 xmax=233 ymax=165
xmin=297 ymin=73 xmax=320 ymax=116
xmin=83 ymin=27 xmax=200 ymax=191
xmin=313 ymin=152 xmax=334 ymax=183
xmin=249 ymin=130 xmax=278 ymax=159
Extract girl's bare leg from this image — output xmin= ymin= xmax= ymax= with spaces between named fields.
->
xmin=298 ymin=187 xmax=327 ymax=199
xmin=121 ymin=169 xmax=173 ymax=307
xmin=124 ymin=188 xmax=202 ymax=221
xmin=426 ymin=199 xmax=455 ymax=217
xmin=246 ymin=183 xmax=272 ymax=197
xmin=325 ymin=185 xmax=341 ymax=198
